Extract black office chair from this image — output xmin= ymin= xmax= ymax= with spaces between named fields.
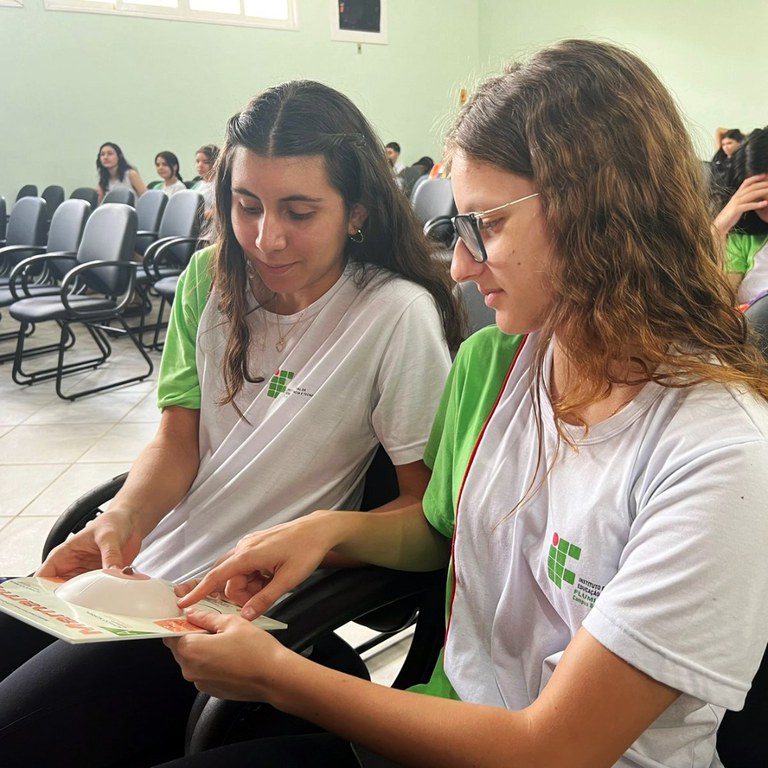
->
xmin=70 ymin=187 xmax=99 ymax=210
xmin=744 ymin=294 xmax=768 ymax=360
xmin=9 ymin=203 xmax=153 ymax=400
xmin=134 ymin=189 xmax=169 ymax=256
xmin=15 ymin=184 xmax=38 ymax=202
xmin=457 ymin=280 xmax=495 ymax=335
xmin=102 ymin=188 xmax=136 ymax=207
xmin=0 ymin=196 xmax=6 ymax=245
xmin=0 ymin=196 xmax=48 ymax=285
xmin=0 ymin=198 xmax=91 ymax=313
xmin=136 ymin=190 xmax=204 ymax=346
xmin=399 ymin=166 xmax=427 ymax=197
xmin=41 ymin=185 xmax=66 ymax=224
xmin=412 ymin=178 xmax=456 ymax=254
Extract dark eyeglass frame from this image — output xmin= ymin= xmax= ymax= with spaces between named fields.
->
xmin=451 ymin=192 xmax=540 ymax=262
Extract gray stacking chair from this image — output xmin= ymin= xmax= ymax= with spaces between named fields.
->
xmin=70 ymin=187 xmax=100 ymax=210
xmin=102 ymin=188 xmax=136 ymax=207
xmin=41 ymin=185 xmax=66 ymax=224
xmin=134 ymin=189 xmax=168 ymax=256
xmin=0 ymin=196 xmax=48 ymax=286
xmin=9 ymin=203 xmax=152 ymax=400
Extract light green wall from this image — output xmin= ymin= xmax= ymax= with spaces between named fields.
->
xmin=4 ymin=1 xmax=760 ymax=202
xmin=0 ymin=0 xmax=478 ymax=200
xmin=477 ymin=0 xmax=767 ymax=159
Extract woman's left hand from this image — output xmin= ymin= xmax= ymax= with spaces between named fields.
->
xmin=164 ymin=609 xmax=286 ymax=702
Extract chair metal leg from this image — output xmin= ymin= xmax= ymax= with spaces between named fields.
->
xmin=57 ymin=316 xmax=154 ymax=401
xmin=12 ymin=320 xmax=108 ymax=386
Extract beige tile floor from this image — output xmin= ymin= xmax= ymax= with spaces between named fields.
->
xmin=0 ymin=314 xmax=410 ymax=682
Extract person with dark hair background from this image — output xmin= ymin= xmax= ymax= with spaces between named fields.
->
xmin=192 ymin=143 xmax=220 ymax=215
xmin=714 ymin=127 xmax=768 ymax=305
xmin=155 ymin=150 xmax=186 ymax=197
xmin=96 ymin=141 xmax=147 ymax=203
xmin=710 ymin=128 xmax=745 ymax=201
xmin=0 ymin=80 xmax=463 ymax=768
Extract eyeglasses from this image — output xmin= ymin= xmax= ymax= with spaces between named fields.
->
xmin=451 ymin=193 xmax=540 ymax=263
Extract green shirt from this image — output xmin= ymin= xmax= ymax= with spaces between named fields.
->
xmin=156 ymin=246 xmax=215 ymax=410
xmin=413 ymin=326 xmax=524 ymax=699
xmin=725 ymin=232 xmax=768 ymax=275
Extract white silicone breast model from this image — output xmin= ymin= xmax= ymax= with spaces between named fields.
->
xmin=54 ymin=566 xmax=183 ymax=619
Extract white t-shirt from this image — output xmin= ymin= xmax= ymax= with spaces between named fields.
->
xmin=135 ymin=266 xmax=451 ymax=581
xmin=445 ymin=334 xmax=768 ymax=767
xmin=738 ymin=240 xmax=768 ymax=305
xmin=162 ymin=180 xmax=187 ymax=197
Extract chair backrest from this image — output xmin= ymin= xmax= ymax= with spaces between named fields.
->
xmin=41 ymin=185 xmax=66 ymax=221
xmin=45 ymin=199 xmax=91 ymax=278
xmin=6 ymin=196 xmax=47 ymax=247
xmin=0 ymin=196 xmax=6 ymax=242
xmin=77 ymin=203 xmax=137 ymax=296
xmin=458 ymin=281 xmax=495 ymax=336
xmin=400 ymin=165 xmax=426 ymax=197
xmin=102 ymin=188 xmax=136 ymax=207
xmin=745 ymin=295 xmax=768 ymax=361
xmin=157 ymin=189 xmax=204 ymax=263
xmin=410 ymin=174 xmax=429 ymax=204
xmin=411 ymin=177 xmax=456 ymax=225
xmin=70 ymin=187 xmax=99 ymax=210
xmin=15 ymin=184 xmax=38 ymax=201
xmin=136 ymin=189 xmax=168 ymax=232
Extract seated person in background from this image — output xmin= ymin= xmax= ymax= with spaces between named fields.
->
xmin=96 ymin=141 xmax=147 ymax=203
xmin=710 ymin=127 xmax=745 ymax=202
xmin=161 ymin=39 xmax=768 ymax=768
xmin=413 ymin=155 xmax=434 ymax=176
xmin=385 ymin=141 xmax=405 ymax=175
xmin=155 ymin=151 xmax=186 ymax=197
xmin=0 ymin=80 xmax=463 ymax=768
xmin=713 ymin=126 xmax=768 ymax=305
xmin=192 ymin=143 xmax=220 ymax=216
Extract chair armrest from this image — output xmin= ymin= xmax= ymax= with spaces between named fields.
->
xmin=423 ymin=215 xmax=457 ymax=248
xmin=185 ymin=566 xmax=446 ymax=754
xmin=0 ymin=244 xmax=46 ymax=275
xmin=41 ymin=472 xmax=129 ymax=559
xmin=144 ymin=236 xmax=209 ymax=280
xmin=60 ymin=260 xmax=138 ymax=317
xmin=8 ymin=251 xmax=77 ymax=299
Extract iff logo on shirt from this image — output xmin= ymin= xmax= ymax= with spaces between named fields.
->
xmin=268 ymin=369 xmax=294 ymax=398
xmin=547 ymin=532 xmax=581 ymax=588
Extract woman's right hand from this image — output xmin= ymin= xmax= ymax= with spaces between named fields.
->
xmin=35 ymin=508 xmax=143 ymax=579
xmin=714 ymin=174 xmax=768 ymax=237
xmin=177 ymin=511 xmax=341 ymax=620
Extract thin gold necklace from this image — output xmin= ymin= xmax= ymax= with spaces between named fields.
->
xmin=274 ymin=309 xmax=306 ymax=353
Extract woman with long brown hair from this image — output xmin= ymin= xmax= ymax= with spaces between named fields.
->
xmin=164 ymin=40 xmax=768 ymax=768
xmin=0 ymin=81 xmax=461 ymax=767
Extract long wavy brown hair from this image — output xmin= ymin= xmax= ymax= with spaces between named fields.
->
xmin=209 ymin=80 xmax=463 ymax=407
xmin=446 ymin=39 xmax=768 ymax=434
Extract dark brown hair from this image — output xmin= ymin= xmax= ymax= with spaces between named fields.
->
xmin=446 ymin=39 xmax=768 ymax=433
xmin=212 ymin=80 xmax=463 ymax=407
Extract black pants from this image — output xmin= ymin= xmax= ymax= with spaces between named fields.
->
xmin=0 ymin=613 xmax=198 ymax=768
xmin=0 ymin=614 xmax=400 ymax=767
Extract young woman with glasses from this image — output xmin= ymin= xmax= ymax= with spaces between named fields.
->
xmin=162 ymin=41 xmax=768 ymax=768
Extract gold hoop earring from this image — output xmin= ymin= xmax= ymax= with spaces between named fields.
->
xmin=348 ymin=229 xmax=364 ymax=244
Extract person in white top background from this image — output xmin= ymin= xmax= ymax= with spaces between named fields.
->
xmin=95 ymin=140 xmax=147 ymax=203
xmin=0 ymin=80 xmax=463 ymax=768
xmin=154 ymin=150 xmax=186 ymax=197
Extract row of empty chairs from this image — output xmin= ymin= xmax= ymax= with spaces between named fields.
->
xmin=0 ymin=190 xmax=205 ymax=399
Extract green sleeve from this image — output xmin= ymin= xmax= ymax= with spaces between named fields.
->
xmin=725 ymin=233 xmax=765 ymax=275
xmin=422 ymin=327 xmax=525 ymax=539
xmin=156 ymin=246 xmax=215 ymax=410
